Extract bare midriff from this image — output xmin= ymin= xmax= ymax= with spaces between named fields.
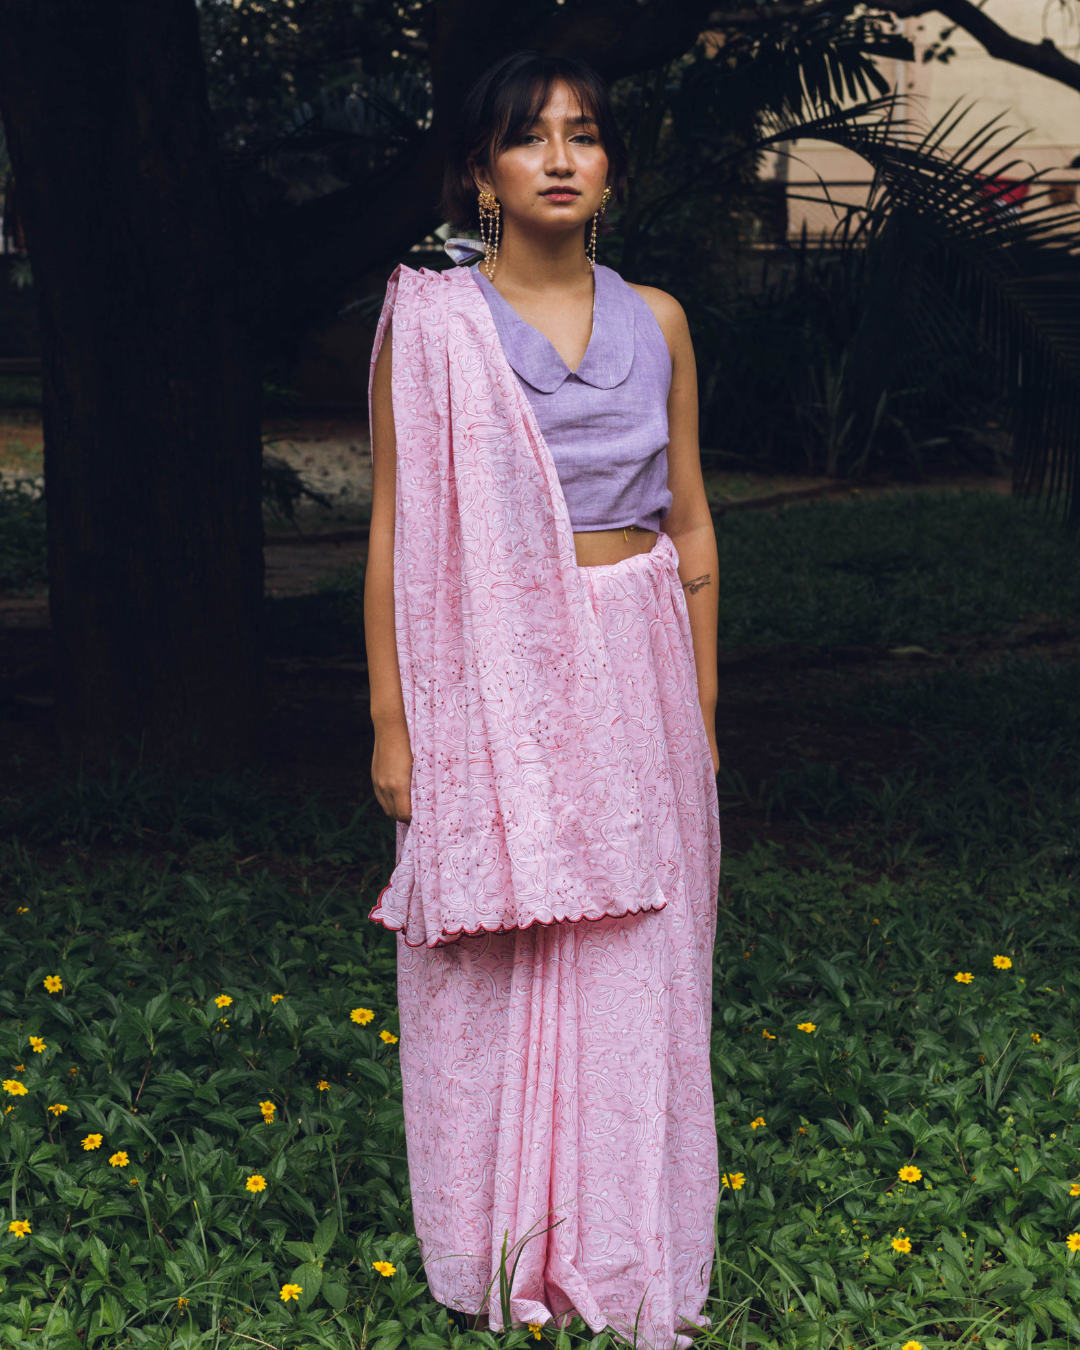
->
xmin=573 ymin=527 xmax=659 ymax=568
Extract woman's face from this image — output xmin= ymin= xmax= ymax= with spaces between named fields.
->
xmin=473 ymin=80 xmax=610 ymax=235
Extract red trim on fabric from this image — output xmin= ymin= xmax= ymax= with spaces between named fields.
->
xmin=368 ymin=888 xmax=669 ymax=949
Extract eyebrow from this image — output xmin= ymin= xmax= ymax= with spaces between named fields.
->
xmin=529 ymin=112 xmax=598 ymax=128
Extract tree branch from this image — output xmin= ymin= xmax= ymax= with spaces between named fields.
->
xmin=707 ymin=0 xmax=1080 ymax=94
xmin=883 ymin=0 xmax=1080 ymax=94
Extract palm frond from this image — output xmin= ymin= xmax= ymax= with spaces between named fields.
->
xmin=748 ymin=102 xmax=1080 ymax=523
xmin=684 ymin=13 xmax=912 ymax=127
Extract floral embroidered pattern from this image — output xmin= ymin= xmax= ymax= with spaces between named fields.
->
xmin=371 ymin=264 xmax=722 ymax=1350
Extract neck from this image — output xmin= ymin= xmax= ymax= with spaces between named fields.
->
xmin=487 ymin=220 xmax=595 ymax=295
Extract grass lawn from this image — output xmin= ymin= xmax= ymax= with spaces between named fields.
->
xmin=3 ymin=492 xmax=1080 ymax=1349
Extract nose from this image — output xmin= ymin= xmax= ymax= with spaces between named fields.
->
xmin=545 ymin=135 xmax=575 ymax=177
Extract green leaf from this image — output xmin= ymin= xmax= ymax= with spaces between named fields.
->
xmin=354 ymin=1058 xmax=391 ymax=1093
xmin=313 ymin=1215 xmax=337 ymax=1259
xmin=322 ymin=1281 xmax=348 ymax=1311
xmin=89 ymin=1236 xmax=110 ymax=1282
xmin=293 ymin=1261 xmax=323 ymax=1310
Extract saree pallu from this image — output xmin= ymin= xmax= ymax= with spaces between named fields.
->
xmin=369 ymin=265 xmax=689 ymax=948
xmin=398 ymin=534 xmax=722 ymax=1350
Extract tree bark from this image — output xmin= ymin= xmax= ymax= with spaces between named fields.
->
xmin=0 ymin=0 xmax=265 ymax=769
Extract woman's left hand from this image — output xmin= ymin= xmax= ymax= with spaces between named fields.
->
xmin=701 ymin=700 xmax=719 ymax=774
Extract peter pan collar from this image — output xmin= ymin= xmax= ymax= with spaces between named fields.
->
xmin=470 ymin=264 xmax=635 ymax=393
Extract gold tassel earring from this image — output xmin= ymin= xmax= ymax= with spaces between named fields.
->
xmin=588 ymin=186 xmax=612 ymax=271
xmin=478 ymin=190 xmax=500 ymax=281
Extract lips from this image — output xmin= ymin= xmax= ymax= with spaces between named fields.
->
xmin=541 ymin=189 xmax=579 ymax=197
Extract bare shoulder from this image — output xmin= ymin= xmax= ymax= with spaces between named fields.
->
xmin=625 ymin=283 xmax=689 ymax=352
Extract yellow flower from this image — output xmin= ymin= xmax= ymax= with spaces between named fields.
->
xmin=16 ymin=906 xmax=28 ymax=915
xmin=351 ymin=1008 xmax=375 ymax=1025
xmin=317 ymin=1080 xmax=330 ymax=1091
xmin=7 ymin=1220 xmax=31 ymax=1238
xmin=1032 ymin=1032 xmax=1042 ymax=1044
xmin=902 ymin=1342 xmax=923 ymax=1350
xmin=176 ymin=1297 xmax=189 ymax=1310
xmin=29 ymin=1036 xmax=46 ymax=1054
xmin=46 ymin=1103 xmax=68 ymax=1117
xmin=797 ymin=1126 xmax=808 ymax=1135
xmin=993 ymin=955 xmax=1012 ymax=970
xmin=280 ymin=1283 xmax=303 ymax=1302
xmin=797 ymin=1022 xmax=816 ymax=1033
xmin=245 ymin=1174 xmax=267 ymax=1193
xmin=761 ymin=1029 xmax=776 ymax=1040
xmin=214 ymin=994 xmax=232 ymax=1008
xmin=380 ymin=1030 xmax=399 ymax=1045
xmin=721 ymin=1172 xmax=746 ymax=1190
xmin=898 ymin=1166 xmax=922 ymax=1183
xmin=954 ymin=972 xmax=974 ymax=985
xmin=2 ymin=1080 xmax=28 ymax=1096
xmin=82 ymin=1134 xmax=103 ymax=1151
xmin=259 ymin=1100 xmax=276 ymax=1121
xmin=750 ymin=1116 xmax=766 ymax=1130
xmin=271 ymin=994 xmax=285 ymax=1004
xmin=1067 ymin=1233 xmax=1080 ymax=1252
xmin=892 ymin=1236 xmax=912 ymax=1253
xmin=129 ymin=1178 xmax=139 ymax=1186
xmin=43 ymin=975 xmax=63 ymax=993
xmin=12 ymin=1065 xmax=23 ymax=1073
xmin=109 ymin=1151 xmax=130 ymax=1168
xmin=528 ymin=1324 xmax=543 ymax=1340
xmin=372 ymin=1261 xmax=396 ymax=1277
xmin=1070 ymin=1183 xmax=1080 ymax=1196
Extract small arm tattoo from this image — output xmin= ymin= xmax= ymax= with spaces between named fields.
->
xmin=682 ymin=573 xmax=712 ymax=595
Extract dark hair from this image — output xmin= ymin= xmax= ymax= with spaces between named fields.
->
xmin=440 ymin=51 xmax=628 ymax=231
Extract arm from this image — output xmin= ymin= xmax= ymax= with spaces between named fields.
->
xmin=364 ymin=318 xmax=413 ymax=821
xmin=632 ymin=285 xmax=720 ymax=774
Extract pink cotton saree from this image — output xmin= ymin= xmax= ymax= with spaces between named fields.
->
xmin=368 ymin=263 xmax=722 ymax=1350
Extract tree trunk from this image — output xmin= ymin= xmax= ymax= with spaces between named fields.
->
xmin=0 ymin=0 xmax=264 ymax=770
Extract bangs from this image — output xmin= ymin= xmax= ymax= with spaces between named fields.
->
xmin=486 ymin=71 xmax=603 ymax=164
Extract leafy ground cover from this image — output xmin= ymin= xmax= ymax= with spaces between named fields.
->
xmin=0 ymin=481 xmax=47 ymax=592
xmin=712 ymin=492 xmax=1080 ymax=650
xmin=3 ymin=492 xmax=1080 ymax=1349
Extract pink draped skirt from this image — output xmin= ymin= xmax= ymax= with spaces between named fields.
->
xmin=397 ymin=534 xmax=722 ymax=1350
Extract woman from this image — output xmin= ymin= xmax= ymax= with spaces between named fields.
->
xmin=364 ymin=50 xmax=722 ymax=1350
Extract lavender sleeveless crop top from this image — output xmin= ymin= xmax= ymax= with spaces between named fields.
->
xmin=470 ymin=264 xmax=673 ymax=533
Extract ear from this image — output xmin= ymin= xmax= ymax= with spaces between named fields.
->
xmin=467 ymin=157 xmax=493 ymax=196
